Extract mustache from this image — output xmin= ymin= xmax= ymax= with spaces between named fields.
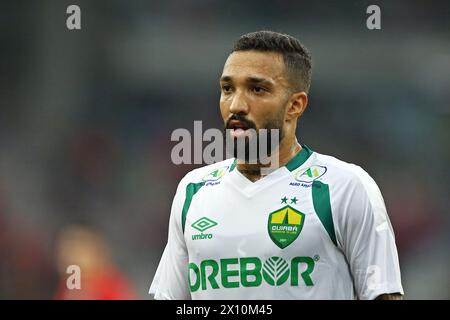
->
xmin=225 ymin=114 xmax=257 ymax=130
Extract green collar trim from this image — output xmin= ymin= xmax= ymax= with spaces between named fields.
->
xmin=285 ymin=144 xmax=313 ymax=172
xmin=228 ymin=144 xmax=313 ymax=173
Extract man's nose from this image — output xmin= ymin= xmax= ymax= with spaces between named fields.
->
xmin=229 ymin=91 xmax=249 ymax=115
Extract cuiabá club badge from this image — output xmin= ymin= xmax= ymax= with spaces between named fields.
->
xmin=268 ymin=205 xmax=305 ymax=249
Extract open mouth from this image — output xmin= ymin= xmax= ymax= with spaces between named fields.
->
xmin=228 ymin=120 xmax=253 ymax=138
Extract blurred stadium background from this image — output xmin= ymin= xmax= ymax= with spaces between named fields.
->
xmin=0 ymin=0 xmax=449 ymax=299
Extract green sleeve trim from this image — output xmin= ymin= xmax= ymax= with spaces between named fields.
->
xmin=285 ymin=144 xmax=313 ymax=172
xmin=182 ymin=182 xmax=205 ymax=233
xmin=312 ymin=181 xmax=337 ymax=246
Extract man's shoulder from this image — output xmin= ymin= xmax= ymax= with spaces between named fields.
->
xmin=310 ymin=150 xmax=375 ymax=188
xmin=178 ymin=158 xmax=236 ymax=186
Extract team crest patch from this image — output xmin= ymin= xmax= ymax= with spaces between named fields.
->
xmin=268 ymin=206 xmax=305 ymax=249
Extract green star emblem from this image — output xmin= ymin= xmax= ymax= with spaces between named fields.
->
xmin=281 ymin=196 xmax=288 ymax=204
xmin=290 ymin=197 xmax=298 ymax=204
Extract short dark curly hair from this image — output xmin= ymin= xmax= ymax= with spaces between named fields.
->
xmin=232 ymin=30 xmax=312 ymax=93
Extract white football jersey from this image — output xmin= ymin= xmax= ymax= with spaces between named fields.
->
xmin=149 ymin=145 xmax=403 ymax=300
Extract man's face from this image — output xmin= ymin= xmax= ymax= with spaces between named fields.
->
xmin=220 ymin=50 xmax=292 ymax=160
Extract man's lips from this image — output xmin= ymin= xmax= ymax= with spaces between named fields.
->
xmin=227 ymin=120 xmax=254 ymax=138
xmin=229 ymin=128 xmax=251 ymax=138
xmin=228 ymin=120 xmax=249 ymax=130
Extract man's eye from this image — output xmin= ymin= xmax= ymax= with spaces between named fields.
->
xmin=253 ymin=86 xmax=266 ymax=93
xmin=222 ymin=85 xmax=232 ymax=92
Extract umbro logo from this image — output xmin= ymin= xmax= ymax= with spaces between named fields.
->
xmin=191 ymin=217 xmax=217 ymax=240
xmin=192 ymin=217 xmax=217 ymax=232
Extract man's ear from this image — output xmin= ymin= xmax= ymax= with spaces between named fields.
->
xmin=286 ymin=92 xmax=308 ymax=121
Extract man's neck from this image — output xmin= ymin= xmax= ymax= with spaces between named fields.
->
xmin=237 ymin=139 xmax=302 ymax=182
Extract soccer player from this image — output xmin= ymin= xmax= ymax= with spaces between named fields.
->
xmin=149 ymin=31 xmax=404 ymax=300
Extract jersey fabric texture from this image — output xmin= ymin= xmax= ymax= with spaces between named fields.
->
xmin=149 ymin=145 xmax=404 ymax=300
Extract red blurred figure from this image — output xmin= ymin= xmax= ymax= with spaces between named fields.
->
xmin=54 ymin=225 xmax=136 ymax=300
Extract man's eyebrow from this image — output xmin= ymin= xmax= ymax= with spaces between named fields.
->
xmin=220 ymin=76 xmax=274 ymax=86
xmin=246 ymin=77 xmax=274 ymax=86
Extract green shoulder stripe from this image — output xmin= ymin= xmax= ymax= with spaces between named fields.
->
xmin=182 ymin=182 xmax=205 ymax=233
xmin=311 ymin=181 xmax=337 ymax=246
xmin=229 ymin=159 xmax=237 ymax=172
